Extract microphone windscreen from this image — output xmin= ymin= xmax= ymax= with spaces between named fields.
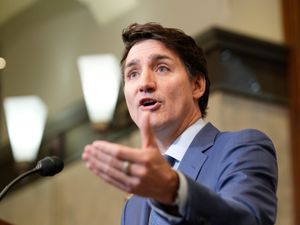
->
xmin=36 ymin=156 xmax=64 ymax=176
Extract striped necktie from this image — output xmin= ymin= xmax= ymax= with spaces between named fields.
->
xmin=164 ymin=154 xmax=176 ymax=167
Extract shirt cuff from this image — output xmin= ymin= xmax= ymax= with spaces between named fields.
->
xmin=148 ymin=171 xmax=188 ymax=221
xmin=176 ymin=171 xmax=188 ymax=215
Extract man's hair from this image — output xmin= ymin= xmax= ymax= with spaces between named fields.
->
xmin=120 ymin=22 xmax=210 ymax=117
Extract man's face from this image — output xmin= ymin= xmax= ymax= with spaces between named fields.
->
xmin=123 ymin=39 xmax=204 ymax=135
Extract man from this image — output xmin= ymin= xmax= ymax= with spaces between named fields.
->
xmin=82 ymin=23 xmax=277 ymax=225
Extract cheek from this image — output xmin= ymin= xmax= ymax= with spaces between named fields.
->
xmin=124 ymin=87 xmax=137 ymax=118
xmin=166 ymin=83 xmax=194 ymax=108
xmin=167 ymin=83 xmax=189 ymax=100
xmin=124 ymin=90 xmax=133 ymax=109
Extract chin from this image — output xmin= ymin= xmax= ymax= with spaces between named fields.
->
xmin=150 ymin=117 xmax=171 ymax=132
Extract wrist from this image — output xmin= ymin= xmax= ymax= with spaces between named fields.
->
xmin=157 ymin=170 xmax=180 ymax=215
xmin=151 ymin=170 xmax=181 ymax=216
xmin=162 ymin=170 xmax=179 ymax=205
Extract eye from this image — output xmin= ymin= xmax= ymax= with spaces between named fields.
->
xmin=156 ymin=65 xmax=169 ymax=73
xmin=126 ymin=71 xmax=139 ymax=80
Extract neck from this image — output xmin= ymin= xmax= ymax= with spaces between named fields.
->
xmin=154 ymin=112 xmax=201 ymax=153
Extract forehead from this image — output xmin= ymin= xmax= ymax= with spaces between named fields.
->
xmin=125 ymin=39 xmax=179 ymax=65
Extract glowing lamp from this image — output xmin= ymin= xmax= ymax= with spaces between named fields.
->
xmin=77 ymin=54 xmax=121 ymax=127
xmin=4 ymin=96 xmax=47 ymax=162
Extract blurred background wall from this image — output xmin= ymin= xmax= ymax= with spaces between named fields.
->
xmin=0 ymin=0 xmax=292 ymax=225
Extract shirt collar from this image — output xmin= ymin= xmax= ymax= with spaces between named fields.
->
xmin=165 ymin=118 xmax=207 ymax=163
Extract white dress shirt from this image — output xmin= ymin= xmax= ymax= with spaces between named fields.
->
xmin=149 ymin=118 xmax=207 ymax=220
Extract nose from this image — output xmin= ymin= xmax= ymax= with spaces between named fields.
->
xmin=139 ymin=69 xmax=156 ymax=93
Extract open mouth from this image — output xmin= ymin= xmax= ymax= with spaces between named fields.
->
xmin=140 ymin=98 xmax=158 ymax=107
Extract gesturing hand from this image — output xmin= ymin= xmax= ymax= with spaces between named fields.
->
xmin=82 ymin=113 xmax=179 ymax=205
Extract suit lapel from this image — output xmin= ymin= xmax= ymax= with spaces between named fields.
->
xmin=178 ymin=123 xmax=219 ymax=180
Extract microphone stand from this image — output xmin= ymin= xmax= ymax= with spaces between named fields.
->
xmin=0 ymin=156 xmax=63 ymax=202
xmin=0 ymin=167 xmax=39 ymax=201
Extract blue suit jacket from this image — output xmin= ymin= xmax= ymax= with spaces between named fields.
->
xmin=121 ymin=123 xmax=277 ymax=225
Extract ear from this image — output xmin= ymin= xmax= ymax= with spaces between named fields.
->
xmin=192 ymin=75 xmax=206 ymax=99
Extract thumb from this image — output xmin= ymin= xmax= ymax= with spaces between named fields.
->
xmin=140 ymin=112 xmax=157 ymax=149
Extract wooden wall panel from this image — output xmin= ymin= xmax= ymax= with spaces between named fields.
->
xmin=282 ymin=0 xmax=300 ymax=224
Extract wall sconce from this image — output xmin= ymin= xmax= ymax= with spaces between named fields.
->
xmin=77 ymin=54 xmax=121 ymax=129
xmin=3 ymin=96 xmax=47 ymax=162
xmin=0 ymin=57 xmax=6 ymax=69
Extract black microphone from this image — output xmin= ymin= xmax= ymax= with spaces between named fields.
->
xmin=0 ymin=156 xmax=64 ymax=201
xmin=35 ymin=156 xmax=64 ymax=176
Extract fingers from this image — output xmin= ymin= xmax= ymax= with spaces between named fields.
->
xmin=82 ymin=143 xmax=147 ymax=193
xmin=83 ymin=142 xmax=143 ymax=174
xmin=83 ymin=144 xmax=130 ymax=190
xmin=140 ymin=112 xmax=157 ymax=149
xmin=90 ymin=140 xmax=145 ymax=164
xmin=97 ymin=170 xmax=132 ymax=192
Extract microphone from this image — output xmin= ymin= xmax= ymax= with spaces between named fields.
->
xmin=35 ymin=156 xmax=64 ymax=176
xmin=0 ymin=156 xmax=64 ymax=201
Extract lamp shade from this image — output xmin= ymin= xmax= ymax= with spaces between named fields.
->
xmin=3 ymin=96 xmax=47 ymax=162
xmin=77 ymin=54 xmax=121 ymax=125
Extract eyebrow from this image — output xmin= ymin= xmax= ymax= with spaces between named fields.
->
xmin=150 ymin=54 xmax=173 ymax=62
xmin=124 ymin=54 xmax=174 ymax=71
xmin=124 ymin=59 xmax=140 ymax=71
